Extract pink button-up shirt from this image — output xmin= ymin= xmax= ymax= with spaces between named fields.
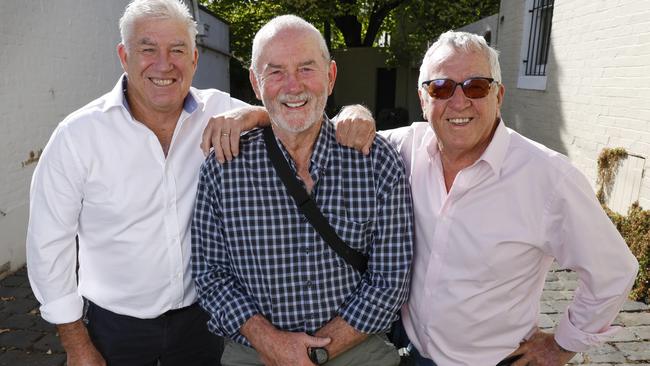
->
xmin=381 ymin=121 xmax=638 ymax=366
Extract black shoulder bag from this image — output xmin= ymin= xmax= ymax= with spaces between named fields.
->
xmin=262 ymin=127 xmax=368 ymax=273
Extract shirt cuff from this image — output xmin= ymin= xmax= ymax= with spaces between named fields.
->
xmin=39 ymin=293 xmax=84 ymax=324
xmin=339 ymin=296 xmax=398 ymax=334
xmin=216 ymin=300 xmax=260 ymax=339
xmin=555 ymin=308 xmax=620 ymax=352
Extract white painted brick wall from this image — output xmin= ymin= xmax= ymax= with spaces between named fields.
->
xmin=0 ymin=1 xmax=231 ymax=272
xmin=497 ymin=0 xmax=650 ymax=209
xmin=0 ymin=1 xmax=130 ymax=272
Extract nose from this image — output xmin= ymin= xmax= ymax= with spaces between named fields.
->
xmin=284 ymin=71 xmax=302 ymax=93
xmin=153 ymin=52 xmax=173 ymax=71
xmin=447 ymin=83 xmax=470 ymax=109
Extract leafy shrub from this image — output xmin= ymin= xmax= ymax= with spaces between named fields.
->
xmin=597 ymin=147 xmax=649 ymax=304
xmin=603 ymin=203 xmax=650 ymax=304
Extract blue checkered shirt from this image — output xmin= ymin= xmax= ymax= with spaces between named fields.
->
xmin=191 ymin=118 xmax=413 ymax=346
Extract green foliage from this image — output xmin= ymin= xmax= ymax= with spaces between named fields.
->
xmin=603 ymin=203 xmax=650 ymax=304
xmin=388 ymin=0 xmax=500 ymax=66
xmin=200 ymin=0 xmax=499 ymax=68
xmin=596 ymin=147 xmax=649 ymax=304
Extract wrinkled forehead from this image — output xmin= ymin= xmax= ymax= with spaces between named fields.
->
xmin=423 ymin=46 xmax=491 ymax=79
xmin=257 ymin=29 xmax=324 ymax=67
xmin=131 ymin=16 xmax=191 ymax=44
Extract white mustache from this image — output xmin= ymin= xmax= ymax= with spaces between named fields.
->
xmin=278 ymin=93 xmax=309 ymax=103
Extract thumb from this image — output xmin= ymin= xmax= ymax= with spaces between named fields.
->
xmin=304 ymin=335 xmax=331 ymax=348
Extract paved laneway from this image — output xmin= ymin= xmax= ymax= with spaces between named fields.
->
xmin=0 ymin=265 xmax=648 ymax=365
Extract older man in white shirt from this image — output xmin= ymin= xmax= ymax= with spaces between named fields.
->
xmin=25 ymin=1 xmax=256 ymax=365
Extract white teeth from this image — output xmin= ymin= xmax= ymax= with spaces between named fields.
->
xmin=448 ymin=117 xmax=471 ymax=125
xmin=285 ymin=101 xmax=307 ymax=108
xmin=151 ymin=78 xmax=173 ymax=86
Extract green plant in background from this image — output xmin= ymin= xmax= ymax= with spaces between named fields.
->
xmin=597 ymin=147 xmax=649 ymax=304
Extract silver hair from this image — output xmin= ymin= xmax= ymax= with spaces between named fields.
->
xmin=418 ymin=30 xmax=502 ymax=87
xmin=251 ymin=14 xmax=330 ymax=74
xmin=119 ymin=0 xmax=198 ymax=50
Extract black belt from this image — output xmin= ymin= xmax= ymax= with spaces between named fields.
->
xmin=162 ymin=302 xmax=198 ymax=316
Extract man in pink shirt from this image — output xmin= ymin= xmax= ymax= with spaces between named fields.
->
xmin=206 ymin=30 xmax=639 ymax=366
xmin=353 ymin=31 xmax=637 ymax=366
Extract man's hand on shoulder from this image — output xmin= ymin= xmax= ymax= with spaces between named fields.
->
xmin=509 ymin=329 xmax=576 ymax=366
xmin=201 ymin=106 xmax=270 ymax=163
xmin=57 ymin=320 xmax=106 ymax=366
xmin=333 ymin=104 xmax=376 ymax=155
xmin=241 ymin=314 xmax=330 ymax=366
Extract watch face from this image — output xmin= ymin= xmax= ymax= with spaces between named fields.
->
xmin=309 ymin=347 xmax=329 ymax=365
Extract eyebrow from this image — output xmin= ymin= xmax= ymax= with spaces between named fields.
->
xmin=136 ymin=38 xmax=187 ymax=48
xmin=264 ymin=60 xmax=318 ymax=70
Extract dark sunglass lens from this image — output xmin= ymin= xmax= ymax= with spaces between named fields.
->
xmin=462 ymin=79 xmax=491 ymax=98
xmin=430 ymin=79 xmax=455 ymax=99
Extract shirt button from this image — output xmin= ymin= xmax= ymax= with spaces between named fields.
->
xmin=304 ymin=247 xmax=310 ymax=254
xmin=306 ymin=280 xmax=313 ymax=289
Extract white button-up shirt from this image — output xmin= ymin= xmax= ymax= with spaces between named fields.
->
xmin=381 ymin=121 xmax=638 ymax=366
xmin=27 ymin=76 xmax=246 ymax=324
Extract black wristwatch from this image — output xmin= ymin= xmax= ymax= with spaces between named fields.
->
xmin=309 ymin=347 xmax=329 ymax=365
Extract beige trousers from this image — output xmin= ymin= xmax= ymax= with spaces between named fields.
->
xmin=221 ymin=334 xmax=400 ymax=366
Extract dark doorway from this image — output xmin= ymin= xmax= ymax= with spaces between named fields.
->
xmin=375 ymin=68 xmax=396 ymax=116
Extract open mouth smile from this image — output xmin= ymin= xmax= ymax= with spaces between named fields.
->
xmin=447 ymin=117 xmax=472 ymax=126
xmin=149 ymin=78 xmax=175 ymax=86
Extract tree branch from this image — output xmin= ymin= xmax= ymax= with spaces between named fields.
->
xmin=363 ymin=0 xmax=407 ymax=46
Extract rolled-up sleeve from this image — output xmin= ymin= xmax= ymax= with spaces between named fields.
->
xmin=26 ymin=125 xmax=86 ymax=324
xmin=544 ymin=167 xmax=638 ymax=352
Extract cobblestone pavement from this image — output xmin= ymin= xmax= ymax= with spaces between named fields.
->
xmin=0 ymin=265 xmax=648 ymax=365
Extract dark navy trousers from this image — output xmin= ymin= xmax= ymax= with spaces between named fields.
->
xmin=86 ymin=301 xmax=222 ymax=366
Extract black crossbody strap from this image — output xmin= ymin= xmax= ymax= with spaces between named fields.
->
xmin=262 ymin=127 xmax=368 ymax=273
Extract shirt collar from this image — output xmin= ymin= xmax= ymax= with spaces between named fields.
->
xmin=102 ymin=74 xmax=199 ymax=115
xmin=425 ymin=118 xmax=511 ymax=176
xmin=274 ymin=113 xmax=333 ymax=177
xmin=310 ymin=114 xmax=334 ymax=174
xmin=477 ymin=119 xmax=510 ymax=176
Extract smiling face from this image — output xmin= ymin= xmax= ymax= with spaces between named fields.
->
xmin=250 ymin=28 xmax=336 ymax=134
xmin=117 ymin=16 xmax=198 ymax=118
xmin=419 ymin=46 xmax=504 ymax=162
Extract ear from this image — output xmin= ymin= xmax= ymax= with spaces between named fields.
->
xmin=496 ymin=82 xmax=505 ymax=109
xmin=192 ymin=47 xmax=199 ymax=70
xmin=117 ymin=43 xmax=128 ymax=73
xmin=418 ymin=87 xmax=428 ymax=120
xmin=249 ymin=68 xmax=262 ymax=101
xmin=327 ymin=60 xmax=337 ymax=95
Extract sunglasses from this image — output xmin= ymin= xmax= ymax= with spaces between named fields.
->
xmin=421 ymin=77 xmax=498 ymax=99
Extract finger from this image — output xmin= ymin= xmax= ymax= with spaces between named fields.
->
xmin=221 ymin=132 xmax=233 ymax=162
xmin=214 ymin=132 xmax=225 ymax=164
xmin=304 ymin=335 xmax=331 ymax=348
xmin=336 ymin=120 xmax=352 ymax=147
xmin=201 ymin=122 xmax=214 ymax=156
xmin=229 ymin=129 xmax=241 ymax=158
xmin=362 ymin=131 xmax=374 ymax=155
xmin=335 ymin=120 xmax=345 ymax=144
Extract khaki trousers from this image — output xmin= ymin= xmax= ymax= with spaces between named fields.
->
xmin=222 ymin=334 xmax=400 ymax=366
